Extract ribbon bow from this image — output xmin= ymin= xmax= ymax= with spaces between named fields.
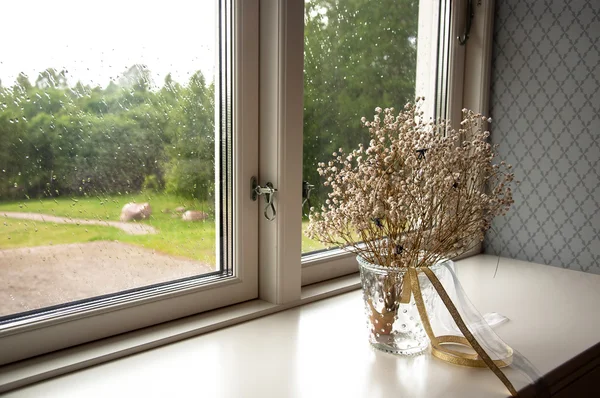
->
xmin=401 ymin=265 xmax=518 ymax=396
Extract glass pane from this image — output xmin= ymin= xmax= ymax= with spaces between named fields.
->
xmin=302 ymin=0 xmax=419 ymax=254
xmin=0 ymin=0 xmax=226 ymax=320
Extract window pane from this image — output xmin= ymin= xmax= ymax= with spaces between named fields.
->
xmin=302 ymin=0 xmax=419 ymax=254
xmin=0 ymin=0 xmax=227 ymax=320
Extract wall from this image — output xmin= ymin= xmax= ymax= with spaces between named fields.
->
xmin=484 ymin=0 xmax=600 ymax=273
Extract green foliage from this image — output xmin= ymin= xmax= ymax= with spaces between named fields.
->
xmin=303 ymin=0 xmax=418 ymax=211
xmin=142 ymin=174 xmax=162 ymax=193
xmin=0 ymin=66 xmax=215 ymax=201
xmin=162 ymin=72 xmax=215 ymax=200
xmin=35 ymin=68 xmax=68 ymax=90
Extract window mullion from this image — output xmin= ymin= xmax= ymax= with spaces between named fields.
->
xmin=258 ymin=0 xmax=304 ymax=304
xmin=462 ymin=0 xmax=495 ymax=114
xmin=416 ymin=0 xmax=442 ymax=120
xmin=447 ymin=0 xmax=467 ymax=131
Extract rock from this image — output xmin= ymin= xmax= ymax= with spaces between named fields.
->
xmin=174 ymin=206 xmax=186 ymax=213
xmin=182 ymin=210 xmax=208 ymax=222
xmin=120 ymin=203 xmax=152 ymax=222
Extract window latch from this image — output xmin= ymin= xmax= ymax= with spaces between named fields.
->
xmin=458 ymin=0 xmax=474 ymax=45
xmin=251 ymin=177 xmax=277 ymax=221
xmin=302 ymin=181 xmax=314 ymax=217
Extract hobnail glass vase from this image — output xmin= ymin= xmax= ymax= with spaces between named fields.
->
xmin=357 ymin=255 xmax=443 ymax=355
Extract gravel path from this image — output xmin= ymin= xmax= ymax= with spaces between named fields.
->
xmin=0 ymin=241 xmax=215 ymax=317
xmin=1 ymin=212 xmax=157 ymax=235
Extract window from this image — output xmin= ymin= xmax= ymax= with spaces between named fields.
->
xmin=0 ymin=0 xmax=494 ymax=379
xmin=299 ymin=0 xmax=474 ymax=285
xmin=1 ymin=0 xmax=224 ymax=320
xmin=0 ymin=0 xmax=259 ymax=365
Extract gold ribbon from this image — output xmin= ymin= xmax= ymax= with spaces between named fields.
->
xmin=402 ymin=266 xmax=518 ymax=397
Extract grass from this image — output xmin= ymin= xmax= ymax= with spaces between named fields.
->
xmin=301 ymin=220 xmax=328 ymax=253
xmin=0 ymin=193 xmax=216 ymax=264
xmin=0 ymin=192 xmax=329 ymax=262
xmin=1 ymin=219 xmax=127 ymax=248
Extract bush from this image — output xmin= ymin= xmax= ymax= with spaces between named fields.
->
xmin=164 ymin=158 xmax=213 ymax=201
xmin=142 ymin=174 xmax=162 ymax=193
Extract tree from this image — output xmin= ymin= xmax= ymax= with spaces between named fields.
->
xmin=1 ymin=65 xmax=217 ymax=199
xmin=16 ymin=72 xmax=32 ymax=93
xmin=303 ymin=0 xmax=418 ymax=210
xmin=0 ymin=65 xmax=172 ymax=199
xmin=0 ymin=87 xmax=28 ymax=197
xmin=163 ymin=71 xmax=215 ymax=200
xmin=35 ymin=68 xmax=68 ymax=89
xmin=119 ymin=64 xmax=153 ymax=93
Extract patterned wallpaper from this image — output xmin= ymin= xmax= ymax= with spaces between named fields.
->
xmin=483 ymin=0 xmax=600 ymax=273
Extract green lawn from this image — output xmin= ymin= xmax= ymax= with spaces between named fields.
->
xmin=1 ymin=219 xmax=127 ymax=248
xmin=0 ymin=193 xmax=216 ymax=264
xmin=301 ymin=221 xmax=327 ymax=253
xmin=0 ymin=193 xmax=328 ymax=262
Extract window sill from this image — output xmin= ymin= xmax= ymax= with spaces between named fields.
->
xmin=0 ymin=273 xmax=360 ymax=393
xmin=5 ymin=253 xmax=600 ymax=397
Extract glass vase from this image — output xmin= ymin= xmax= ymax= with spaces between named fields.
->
xmin=357 ymin=255 xmax=443 ymax=355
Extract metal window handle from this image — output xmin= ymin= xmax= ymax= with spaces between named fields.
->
xmin=251 ymin=177 xmax=278 ymax=221
xmin=302 ymin=181 xmax=314 ymax=217
xmin=458 ymin=0 xmax=474 ymax=45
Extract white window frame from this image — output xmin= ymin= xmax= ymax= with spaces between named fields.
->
xmin=0 ymin=0 xmax=260 ymax=366
xmin=257 ymin=0 xmax=304 ymax=304
xmin=0 ymin=0 xmax=496 ymax=390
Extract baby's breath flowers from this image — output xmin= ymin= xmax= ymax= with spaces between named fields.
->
xmin=306 ymin=98 xmax=514 ymax=269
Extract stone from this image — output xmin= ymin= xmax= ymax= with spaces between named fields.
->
xmin=120 ymin=202 xmax=152 ymax=222
xmin=182 ymin=210 xmax=208 ymax=222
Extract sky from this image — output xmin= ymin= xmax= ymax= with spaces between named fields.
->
xmin=0 ymin=0 xmax=217 ymax=88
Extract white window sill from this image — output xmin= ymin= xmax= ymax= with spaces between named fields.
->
xmin=3 ymin=255 xmax=600 ymax=397
xmin=0 ymin=273 xmax=360 ymax=393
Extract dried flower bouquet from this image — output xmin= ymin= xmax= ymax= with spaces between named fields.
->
xmin=306 ymin=99 xmax=514 ymax=269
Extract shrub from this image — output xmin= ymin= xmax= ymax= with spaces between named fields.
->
xmin=142 ymin=174 xmax=162 ymax=193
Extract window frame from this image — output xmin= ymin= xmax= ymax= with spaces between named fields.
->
xmin=0 ymin=0 xmax=260 ymax=366
xmin=0 ymin=0 xmax=496 ymax=386
xmin=257 ymin=0 xmax=304 ymax=304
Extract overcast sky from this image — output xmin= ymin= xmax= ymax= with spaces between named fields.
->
xmin=0 ymin=0 xmax=217 ymax=88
